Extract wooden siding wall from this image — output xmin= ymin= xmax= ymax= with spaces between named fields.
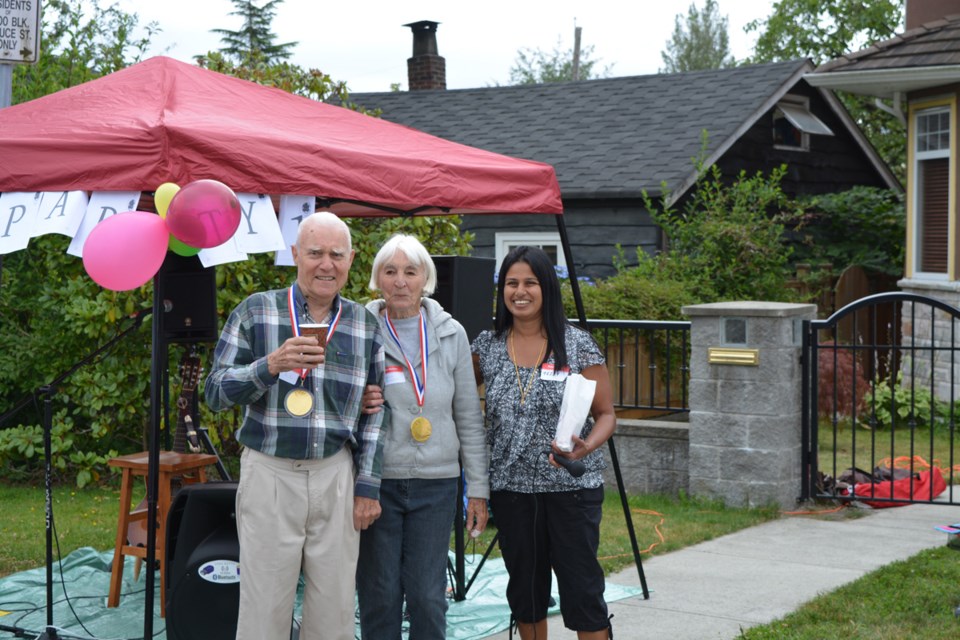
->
xmin=461 ymin=201 xmax=659 ymax=280
xmin=716 ymin=83 xmax=892 ymax=196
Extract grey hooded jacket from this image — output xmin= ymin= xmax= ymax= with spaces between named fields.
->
xmin=365 ymin=296 xmax=489 ymax=499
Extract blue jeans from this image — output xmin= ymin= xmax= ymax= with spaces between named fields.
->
xmin=357 ymin=477 xmax=459 ymax=640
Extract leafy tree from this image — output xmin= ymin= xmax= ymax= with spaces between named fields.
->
xmin=210 ymin=0 xmax=298 ymax=64
xmin=660 ymin=0 xmax=735 ymax=73
xmin=509 ymin=34 xmax=612 ymax=84
xmin=791 ymin=186 xmax=905 ymax=277
xmin=745 ymin=0 xmax=906 ymax=183
xmin=746 ymin=0 xmax=902 ymax=65
xmin=12 ymin=0 xmax=158 ymax=104
xmin=195 ymin=50 xmax=353 ymax=103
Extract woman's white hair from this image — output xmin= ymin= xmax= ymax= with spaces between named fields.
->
xmin=368 ymin=234 xmax=437 ymax=295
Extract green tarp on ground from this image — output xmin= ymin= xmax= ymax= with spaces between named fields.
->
xmin=0 ymin=548 xmax=643 ymax=639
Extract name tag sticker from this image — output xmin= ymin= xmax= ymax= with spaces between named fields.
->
xmin=279 ymin=371 xmax=299 ymax=385
xmin=384 ymin=365 xmax=406 ymax=386
xmin=540 ymin=363 xmax=570 ymax=381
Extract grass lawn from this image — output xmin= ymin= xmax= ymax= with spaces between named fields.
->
xmin=0 ymin=482 xmax=781 ymax=580
xmin=740 ymin=544 xmax=960 ymax=639
xmin=0 ymin=483 xmax=123 ymax=577
xmin=818 ymin=420 xmax=960 ymax=483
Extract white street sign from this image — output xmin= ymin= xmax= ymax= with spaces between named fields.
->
xmin=0 ymin=0 xmax=40 ymax=64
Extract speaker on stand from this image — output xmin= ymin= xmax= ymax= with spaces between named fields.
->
xmin=430 ymin=256 xmax=496 ymax=343
xmin=155 ymin=254 xmax=219 ymax=344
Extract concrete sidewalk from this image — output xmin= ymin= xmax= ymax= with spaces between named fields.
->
xmin=482 ymin=502 xmax=960 ymax=639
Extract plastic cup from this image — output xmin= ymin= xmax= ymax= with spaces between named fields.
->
xmin=300 ymin=323 xmax=329 ymax=345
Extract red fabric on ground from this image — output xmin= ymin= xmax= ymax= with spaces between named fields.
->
xmin=853 ymin=467 xmax=947 ymax=508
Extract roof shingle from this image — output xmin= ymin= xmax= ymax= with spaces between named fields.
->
xmin=347 ymin=60 xmax=811 ymax=199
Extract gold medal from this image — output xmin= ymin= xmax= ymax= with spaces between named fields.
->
xmin=410 ymin=416 xmax=432 ymax=442
xmin=284 ymin=387 xmax=313 ymax=417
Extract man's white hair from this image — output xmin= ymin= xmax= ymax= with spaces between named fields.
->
xmin=296 ymin=211 xmax=351 ymax=251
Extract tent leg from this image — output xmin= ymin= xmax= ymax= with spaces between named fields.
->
xmin=555 ymin=214 xmax=587 ymax=326
xmin=555 ymin=213 xmax=650 ymax=598
xmin=143 ymin=277 xmax=164 ymax=637
xmin=608 ymin=436 xmax=649 ymax=598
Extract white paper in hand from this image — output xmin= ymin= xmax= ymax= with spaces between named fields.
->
xmin=554 ymin=374 xmax=597 ymax=452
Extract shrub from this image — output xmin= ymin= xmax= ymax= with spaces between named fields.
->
xmin=640 ymin=159 xmax=803 ymax=304
xmin=816 ymin=341 xmax=870 ymax=418
xmin=864 ymin=372 xmax=954 ymax=432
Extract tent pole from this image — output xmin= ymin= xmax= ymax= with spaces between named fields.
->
xmin=556 ymin=214 xmax=587 ymax=327
xmin=554 ymin=213 xmax=650 ymax=599
xmin=143 ymin=277 xmax=164 ymax=637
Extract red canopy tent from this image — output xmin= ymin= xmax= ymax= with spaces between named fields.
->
xmin=0 ymin=56 xmax=561 ymax=217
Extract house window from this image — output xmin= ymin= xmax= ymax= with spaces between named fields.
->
xmin=772 ymin=97 xmax=834 ymax=151
xmin=494 ymin=232 xmax=566 ymax=272
xmin=914 ymin=107 xmax=951 ymax=276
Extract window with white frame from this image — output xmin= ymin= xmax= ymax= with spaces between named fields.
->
xmin=772 ymin=96 xmax=833 ymax=151
xmin=494 ymin=232 xmax=566 ymax=272
xmin=913 ymin=106 xmax=951 ymax=277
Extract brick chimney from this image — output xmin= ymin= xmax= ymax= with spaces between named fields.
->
xmin=405 ymin=20 xmax=446 ymax=91
xmin=906 ymin=0 xmax=960 ymax=29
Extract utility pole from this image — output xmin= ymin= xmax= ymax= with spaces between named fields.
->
xmin=572 ymin=25 xmax=582 ymax=81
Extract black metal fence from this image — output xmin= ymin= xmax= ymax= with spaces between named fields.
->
xmin=585 ymin=319 xmax=691 ymax=416
xmin=801 ymin=292 xmax=960 ymax=505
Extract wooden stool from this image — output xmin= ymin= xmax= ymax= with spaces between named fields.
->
xmin=107 ymin=450 xmax=218 ymax=616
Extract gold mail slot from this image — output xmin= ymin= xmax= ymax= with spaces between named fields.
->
xmin=708 ymin=347 xmax=759 ymax=366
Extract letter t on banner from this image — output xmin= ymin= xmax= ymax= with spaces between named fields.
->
xmin=275 ymin=195 xmax=316 ymax=267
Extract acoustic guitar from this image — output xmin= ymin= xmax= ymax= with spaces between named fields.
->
xmin=126 ymin=350 xmax=204 ymax=554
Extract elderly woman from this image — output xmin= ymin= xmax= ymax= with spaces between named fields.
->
xmin=357 ymin=234 xmax=489 ymax=640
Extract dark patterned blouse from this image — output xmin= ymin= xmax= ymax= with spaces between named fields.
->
xmin=472 ymin=324 xmax=607 ymax=493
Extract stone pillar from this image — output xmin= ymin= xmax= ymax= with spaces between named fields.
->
xmin=682 ymin=301 xmax=816 ymax=509
xmin=897 ymin=278 xmax=960 ymax=401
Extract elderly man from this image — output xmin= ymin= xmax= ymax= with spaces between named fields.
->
xmin=205 ymin=211 xmax=385 ymax=640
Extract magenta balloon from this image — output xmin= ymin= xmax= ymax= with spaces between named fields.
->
xmin=82 ymin=211 xmax=169 ymax=291
xmin=165 ymin=179 xmax=242 ymax=248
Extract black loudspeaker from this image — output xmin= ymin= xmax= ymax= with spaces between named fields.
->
xmin=156 ymin=254 xmax=219 ymax=343
xmin=431 ymin=256 xmax=496 ymax=343
xmin=165 ymin=482 xmax=239 ymax=640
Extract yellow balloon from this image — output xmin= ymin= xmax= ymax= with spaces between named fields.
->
xmin=154 ymin=182 xmax=180 ymax=218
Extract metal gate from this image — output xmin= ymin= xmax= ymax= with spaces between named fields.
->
xmin=801 ymin=292 xmax=960 ymax=505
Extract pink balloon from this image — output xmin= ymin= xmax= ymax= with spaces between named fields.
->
xmin=82 ymin=211 xmax=169 ymax=291
xmin=165 ymin=179 xmax=242 ymax=248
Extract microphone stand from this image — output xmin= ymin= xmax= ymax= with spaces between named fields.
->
xmin=0 ymin=308 xmax=152 ymax=640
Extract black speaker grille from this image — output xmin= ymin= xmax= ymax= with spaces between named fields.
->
xmin=156 ymin=254 xmax=219 ymax=343
xmin=431 ymin=256 xmax=495 ymax=343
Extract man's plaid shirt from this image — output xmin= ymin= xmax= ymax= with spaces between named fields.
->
xmin=205 ymin=285 xmax=386 ymax=499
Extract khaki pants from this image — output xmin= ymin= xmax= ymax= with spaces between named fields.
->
xmin=235 ymin=446 xmax=358 ymax=640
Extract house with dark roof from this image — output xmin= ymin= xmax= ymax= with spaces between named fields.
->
xmin=808 ymin=0 xmax=960 ymax=306
xmin=347 ymin=21 xmax=899 ymax=280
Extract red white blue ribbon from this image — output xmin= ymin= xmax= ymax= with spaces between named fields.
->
xmin=287 ymin=285 xmax=342 ymax=378
xmin=384 ymin=309 xmax=428 ymax=408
